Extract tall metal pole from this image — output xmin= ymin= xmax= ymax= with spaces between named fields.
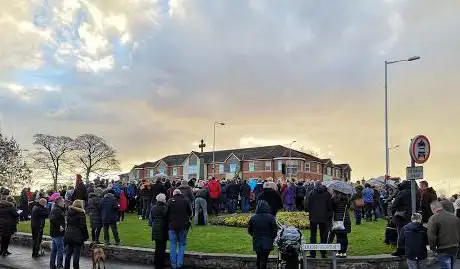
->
xmin=384 ymin=61 xmax=390 ymax=185
xmin=213 ymin=123 xmax=216 ymax=177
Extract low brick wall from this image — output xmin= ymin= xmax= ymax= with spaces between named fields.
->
xmin=11 ymin=232 xmax=406 ymax=269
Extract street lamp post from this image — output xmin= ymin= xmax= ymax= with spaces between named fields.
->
xmin=213 ymin=121 xmax=225 ymax=177
xmin=387 ymin=145 xmax=399 ymax=176
xmin=384 ymin=56 xmax=420 ymax=184
xmin=288 ymin=140 xmax=296 ymax=181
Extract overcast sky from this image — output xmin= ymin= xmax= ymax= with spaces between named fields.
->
xmin=0 ymin=0 xmax=459 ymax=194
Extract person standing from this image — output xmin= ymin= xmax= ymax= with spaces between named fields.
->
xmin=329 ymin=191 xmax=351 ymax=258
xmin=240 ymin=180 xmax=251 ymax=213
xmin=295 ymin=181 xmax=306 ymax=211
xmin=0 ymin=196 xmax=19 ymax=256
xmin=166 ymin=189 xmax=192 ymax=269
xmin=428 ymin=201 xmax=460 ymax=269
xmin=31 ymin=198 xmax=49 ymax=258
xmin=419 ymin=181 xmax=437 ymax=223
xmin=305 ymin=182 xmax=332 ymax=258
xmin=282 ymin=182 xmax=296 ymax=212
xmin=49 ymin=196 xmax=66 ymax=269
xmin=71 ymin=174 xmax=88 ymax=204
xmin=207 ymin=177 xmax=221 ymax=215
xmin=100 ymin=192 xmax=120 ymax=245
xmin=362 ymin=184 xmax=374 ymax=221
xmin=258 ymin=182 xmax=283 ymax=216
xmin=64 ymin=200 xmax=89 ymax=269
xmin=87 ymin=190 xmax=102 ymax=243
xmin=151 ymin=179 xmax=166 ymax=204
xmin=149 ymin=194 xmax=168 ymax=269
xmin=118 ymin=190 xmax=128 ymax=222
xmin=398 ymin=213 xmax=428 ymax=269
xmin=140 ymin=182 xmax=152 ymax=220
xmin=18 ymin=188 xmax=30 ymax=221
xmin=194 ymin=182 xmax=209 ymax=225
xmin=248 ymin=200 xmax=278 ymax=269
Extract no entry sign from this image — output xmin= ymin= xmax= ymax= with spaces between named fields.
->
xmin=410 ymin=135 xmax=431 ymax=164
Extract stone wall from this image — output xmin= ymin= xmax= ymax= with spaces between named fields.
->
xmin=11 ymin=232 xmax=406 ymax=269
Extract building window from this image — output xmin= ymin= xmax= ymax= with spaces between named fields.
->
xmin=278 ymin=160 xmax=283 ymax=171
xmin=326 ymin=167 xmax=332 ymax=176
xmin=286 ymin=160 xmax=299 ymax=176
xmin=305 ymin=163 xmax=310 ymax=172
xmin=189 ymin=165 xmax=197 ymax=174
xmin=149 ymin=169 xmax=155 ymax=177
xmin=135 ymin=170 xmax=140 ymax=179
xmin=229 ymin=163 xmax=237 ymax=173
xmin=265 ymin=161 xmax=271 ymax=171
xmin=172 ymin=167 xmax=178 ymax=176
xmin=159 ymin=167 xmax=165 ymax=175
xmin=219 ymin=164 xmax=224 ymax=174
xmin=249 ymin=161 xmax=255 ymax=172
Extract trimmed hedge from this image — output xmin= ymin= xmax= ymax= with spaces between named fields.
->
xmin=210 ymin=211 xmax=309 ymax=229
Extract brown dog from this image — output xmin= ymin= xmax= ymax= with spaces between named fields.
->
xmin=91 ymin=243 xmax=106 ymax=269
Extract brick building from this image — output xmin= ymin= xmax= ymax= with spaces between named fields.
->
xmin=125 ymin=145 xmax=351 ymax=182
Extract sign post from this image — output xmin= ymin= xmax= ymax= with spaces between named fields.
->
xmin=407 ymin=135 xmax=431 ymax=214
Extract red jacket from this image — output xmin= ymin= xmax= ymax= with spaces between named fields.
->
xmin=119 ymin=191 xmax=128 ymax=212
xmin=208 ymin=180 xmax=221 ymax=199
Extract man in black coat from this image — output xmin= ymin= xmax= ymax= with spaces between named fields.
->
xmin=71 ymin=174 xmax=88 ymax=203
xmin=49 ymin=197 xmax=66 ymax=269
xmin=0 ymin=198 xmax=19 ymax=256
xmin=226 ymin=180 xmax=239 ymax=214
xmin=31 ymin=198 xmax=49 ymax=258
xmin=305 ymin=183 xmax=332 ymax=258
xmin=166 ymin=189 xmax=192 ymax=269
xmin=151 ymin=179 xmax=167 ymax=204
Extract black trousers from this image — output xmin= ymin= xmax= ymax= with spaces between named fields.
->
xmin=211 ymin=198 xmax=220 ymax=215
xmin=0 ymin=235 xmax=11 ymax=253
xmin=310 ymin=222 xmax=328 ymax=257
xmin=295 ymin=197 xmax=304 ymax=210
xmin=64 ymin=243 xmax=82 ymax=269
xmin=154 ymin=240 xmax=167 ymax=269
xmin=103 ymin=223 xmax=120 ymax=244
xmin=256 ymin=251 xmax=270 ymax=269
xmin=32 ymin=228 xmax=43 ymax=256
xmin=91 ymin=227 xmax=101 ymax=242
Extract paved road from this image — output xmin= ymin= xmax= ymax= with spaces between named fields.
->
xmin=0 ymin=245 xmax=152 ymax=269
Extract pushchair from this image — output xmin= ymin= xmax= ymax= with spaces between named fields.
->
xmin=275 ymin=219 xmax=304 ymax=269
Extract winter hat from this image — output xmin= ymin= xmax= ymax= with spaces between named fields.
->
xmin=156 ymin=193 xmax=166 ymax=203
xmin=72 ymin=199 xmax=85 ymax=209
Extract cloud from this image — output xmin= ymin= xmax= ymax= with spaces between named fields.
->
xmin=0 ymin=0 xmax=459 ymax=192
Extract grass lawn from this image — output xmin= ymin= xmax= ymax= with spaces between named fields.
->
xmin=17 ymin=213 xmax=393 ymax=256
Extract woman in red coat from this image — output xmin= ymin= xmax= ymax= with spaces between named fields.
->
xmin=118 ymin=191 xmax=128 ymax=222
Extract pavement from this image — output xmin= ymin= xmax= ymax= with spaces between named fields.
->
xmin=0 ymin=245 xmax=152 ymax=269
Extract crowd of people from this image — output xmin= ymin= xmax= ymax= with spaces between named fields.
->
xmin=0 ymin=174 xmax=459 ymax=269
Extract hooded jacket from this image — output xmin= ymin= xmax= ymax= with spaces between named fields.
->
xmin=399 ymin=222 xmax=428 ymax=260
xmin=64 ymin=206 xmax=89 ymax=245
xmin=49 ymin=203 xmax=65 ymax=237
xmin=87 ymin=192 xmax=103 ymax=227
xmin=207 ymin=179 xmax=221 ymax=199
xmin=306 ymin=185 xmax=332 ymax=224
xmin=258 ymin=188 xmax=283 ymax=216
xmin=248 ymin=201 xmax=278 ymax=252
xmin=0 ymin=200 xmax=18 ymax=236
xmin=150 ymin=201 xmax=168 ymax=241
xmin=166 ymin=193 xmax=192 ymax=231
xmin=100 ymin=193 xmax=119 ymax=224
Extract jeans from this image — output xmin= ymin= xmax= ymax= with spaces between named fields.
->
xmin=227 ymin=199 xmax=237 ymax=213
xmin=335 ymin=231 xmax=348 ymax=254
xmin=437 ymin=254 xmax=456 ymax=269
xmin=310 ymin=222 xmax=328 ymax=257
xmin=194 ymin=198 xmax=208 ymax=225
xmin=154 ymin=240 xmax=167 ymax=269
xmin=91 ymin=227 xmax=101 ymax=242
xmin=407 ymin=259 xmax=428 ymax=269
xmin=103 ymin=223 xmax=120 ymax=244
xmin=142 ymin=199 xmax=151 ymax=219
xmin=64 ymin=244 xmax=82 ymax=269
xmin=256 ymin=251 xmax=270 ymax=269
xmin=50 ymin=237 xmax=64 ymax=269
xmin=169 ymin=230 xmax=188 ymax=269
xmin=241 ymin=198 xmax=250 ymax=213
xmin=364 ymin=203 xmax=373 ymax=221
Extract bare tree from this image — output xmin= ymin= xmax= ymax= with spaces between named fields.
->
xmin=0 ymin=133 xmax=32 ymax=193
xmin=32 ymin=134 xmax=74 ymax=191
xmin=73 ymin=134 xmax=120 ymax=183
xmin=299 ymin=146 xmax=320 ymax=157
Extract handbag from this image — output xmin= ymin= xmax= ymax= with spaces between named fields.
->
xmin=331 ymin=204 xmax=348 ymax=231
xmin=354 ymin=198 xmax=364 ymax=208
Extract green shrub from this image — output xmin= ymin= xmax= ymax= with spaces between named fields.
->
xmin=210 ymin=211 xmax=309 ymax=229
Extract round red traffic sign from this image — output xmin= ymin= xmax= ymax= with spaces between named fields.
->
xmin=410 ymin=135 xmax=431 ymax=164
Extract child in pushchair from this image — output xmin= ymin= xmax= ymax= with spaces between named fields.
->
xmin=275 ymin=220 xmax=304 ymax=269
